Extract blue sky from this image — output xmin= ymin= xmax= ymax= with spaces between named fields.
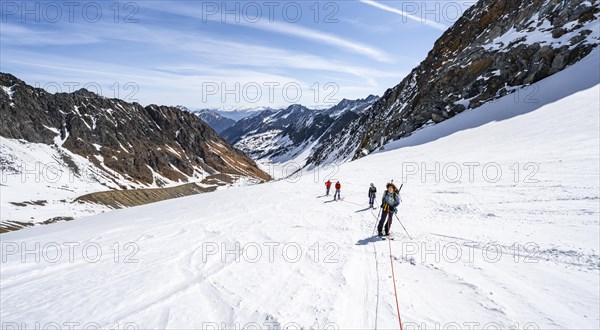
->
xmin=0 ymin=1 xmax=474 ymax=109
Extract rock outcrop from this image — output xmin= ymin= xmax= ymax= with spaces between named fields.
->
xmin=0 ymin=73 xmax=271 ymax=188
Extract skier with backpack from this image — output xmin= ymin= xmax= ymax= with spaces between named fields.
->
xmin=368 ymin=183 xmax=377 ymax=209
xmin=378 ymin=182 xmax=400 ymax=238
xmin=325 ymin=180 xmax=332 ymax=196
xmin=333 ymin=181 xmax=341 ymax=201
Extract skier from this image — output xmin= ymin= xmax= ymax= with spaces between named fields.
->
xmin=325 ymin=180 xmax=332 ymax=196
xmin=333 ymin=181 xmax=341 ymax=201
xmin=368 ymin=183 xmax=377 ymax=209
xmin=378 ymin=182 xmax=400 ymax=237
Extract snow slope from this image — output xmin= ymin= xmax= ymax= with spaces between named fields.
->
xmin=0 ymin=138 xmax=115 ymax=226
xmin=380 ymin=48 xmax=600 ymax=154
xmin=0 ymin=135 xmax=209 ymax=227
xmin=1 ymin=58 xmax=599 ymax=328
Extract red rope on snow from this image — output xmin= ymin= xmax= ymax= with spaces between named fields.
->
xmin=387 ymin=233 xmax=404 ymax=330
xmin=372 ymin=207 xmax=406 ymax=329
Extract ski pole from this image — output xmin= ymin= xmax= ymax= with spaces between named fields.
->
xmin=372 ymin=207 xmax=382 ymax=235
xmin=394 ymin=213 xmax=413 ymax=240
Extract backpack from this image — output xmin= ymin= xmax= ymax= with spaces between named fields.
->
xmin=369 ymin=186 xmax=377 ymax=196
xmin=383 ymin=191 xmax=399 ymax=206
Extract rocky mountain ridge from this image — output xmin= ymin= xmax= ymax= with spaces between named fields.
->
xmin=307 ymin=0 xmax=599 ymax=166
xmin=0 ymin=73 xmax=271 ymax=188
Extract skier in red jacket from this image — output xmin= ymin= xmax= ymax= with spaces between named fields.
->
xmin=325 ymin=180 xmax=332 ymax=196
xmin=334 ymin=181 xmax=341 ymax=201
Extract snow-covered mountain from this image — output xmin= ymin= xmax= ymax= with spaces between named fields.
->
xmin=2 ymin=50 xmax=598 ymax=327
xmin=215 ymin=106 xmax=274 ymax=122
xmin=323 ymin=94 xmax=379 ymax=118
xmin=307 ymin=0 xmax=599 ymax=167
xmin=222 ymin=97 xmax=378 ymax=163
xmin=0 ymin=74 xmax=270 ymax=230
xmin=191 ymin=108 xmax=236 ymax=134
xmin=221 ymin=105 xmax=325 ymax=162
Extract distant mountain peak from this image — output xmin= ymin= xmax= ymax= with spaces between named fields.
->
xmin=220 ymin=96 xmax=379 ymax=163
xmin=72 ymin=88 xmax=99 ymax=98
xmin=192 ymin=108 xmax=236 ymax=134
xmin=176 ymin=105 xmax=191 ymax=112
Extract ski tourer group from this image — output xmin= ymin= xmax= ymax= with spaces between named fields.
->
xmin=324 ymin=179 xmax=342 ymax=200
xmin=324 ymin=180 xmax=401 ymax=238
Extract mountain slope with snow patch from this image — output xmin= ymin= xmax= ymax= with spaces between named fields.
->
xmin=0 ymin=74 xmax=271 ymax=229
xmin=307 ymin=0 xmax=599 ymax=167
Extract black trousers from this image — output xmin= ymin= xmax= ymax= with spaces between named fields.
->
xmin=378 ymin=210 xmax=393 ymax=235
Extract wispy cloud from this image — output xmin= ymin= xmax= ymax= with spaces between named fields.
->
xmin=153 ymin=30 xmax=402 ymax=86
xmin=2 ymin=50 xmax=302 ymax=106
xmin=1 ymin=1 xmax=426 ymax=107
xmin=242 ymin=20 xmax=393 ymax=63
xmin=341 ymin=18 xmax=394 ymax=34
xmin=157 ymin=3 xmax=393 ymax=63
xmin=0 ymin=23 xmax=100 ymax=45
xmin=3 ymin=48 xmax=403 ymax=108
xmin=9 ymin=19 xmax=402 ymax=87
xmin=359 ymin=0 xmax=448 ymax=31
